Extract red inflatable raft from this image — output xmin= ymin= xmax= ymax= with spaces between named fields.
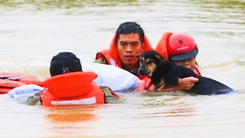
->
xmin=0 ymin=72 xmax=42 ymax=94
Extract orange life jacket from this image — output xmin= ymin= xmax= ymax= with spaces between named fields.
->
xmin=194 ymin=66 xmax=202 ymax=76
xmin=155 ymin=32 xmax=173 ymax=60
xmin=95 ymin=34 xmax=154 ymax=90
xmin=41 ymin=72 xmax=107 ymax=106
xmin=0 ymin=72 xmax=42 ymax=94
xmin=155 ymin=32 xmax=202 ymax=76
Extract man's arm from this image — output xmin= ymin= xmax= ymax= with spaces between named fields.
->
xmin=149 ymin=76 xmax=199 ymax=92
xmin=94 ymin=57 xmax=108 ymax=64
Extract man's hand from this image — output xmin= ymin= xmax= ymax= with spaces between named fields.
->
xmin=178 ymin=76 xmax=199 ymax=90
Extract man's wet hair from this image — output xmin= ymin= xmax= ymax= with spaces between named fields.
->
xmin=116 ymin=21 xmax=145 ymax=44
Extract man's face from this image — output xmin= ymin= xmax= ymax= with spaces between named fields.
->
xmin=117 ymin=33 xmax=144 ymax=70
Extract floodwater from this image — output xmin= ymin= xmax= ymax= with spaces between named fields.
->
xmin=0 ymin=0 xmax=245 ymax=137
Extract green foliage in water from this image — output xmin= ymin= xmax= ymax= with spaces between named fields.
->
xmin=191 ymin=0 xmax=245 ymax=11
xmin=0 ymin=0 xmax=154 ymax=9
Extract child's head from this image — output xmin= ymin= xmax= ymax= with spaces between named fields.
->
xmin=167 ymin=33 xmax=199 ymax=71
xmin=50 ymin=52 xmax=82 ymax=77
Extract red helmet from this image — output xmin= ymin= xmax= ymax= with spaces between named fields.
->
xmin=167 ymin=33 xmax=198 ymax=61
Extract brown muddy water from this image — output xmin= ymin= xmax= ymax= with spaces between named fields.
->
xmin=0 ymin=0 xmax=245 ymax=137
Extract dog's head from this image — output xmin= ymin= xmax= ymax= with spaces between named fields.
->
xmin=137 ymin=50 xmax=165 ymax=77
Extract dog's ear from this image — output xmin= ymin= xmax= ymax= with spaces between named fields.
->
xmin=155 ymin=55 xmax=162 ymax=60
xmin=136 ymin=53 xmax=142 ymax=58
xmin=155 ymin=54 xmax=165 ymax=61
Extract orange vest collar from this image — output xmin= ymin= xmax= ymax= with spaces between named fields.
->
xmin=42 ymin=72 xmax=98 ymax=98
xmin=155 ymin=32 xmax=173 ymax=60
xmin=194 ymin=66 xmax=202 ymax=76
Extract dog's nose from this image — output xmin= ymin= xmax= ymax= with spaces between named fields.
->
xmin=138 ymin=68 xmax=147 ymax=75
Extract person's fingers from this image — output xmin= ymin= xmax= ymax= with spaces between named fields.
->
xmin=189 ymin=76 xmax=199 ymax=82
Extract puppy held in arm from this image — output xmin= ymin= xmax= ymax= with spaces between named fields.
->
xmin=137 ymin=50 xmax=233 ymax=95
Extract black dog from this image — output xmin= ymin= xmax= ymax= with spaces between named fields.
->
xmin=137 ymin=50 xmax=233 ymax=95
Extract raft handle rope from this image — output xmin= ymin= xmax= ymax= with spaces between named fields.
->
xmin=0 ymin=74 xmax=32 ymax=81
